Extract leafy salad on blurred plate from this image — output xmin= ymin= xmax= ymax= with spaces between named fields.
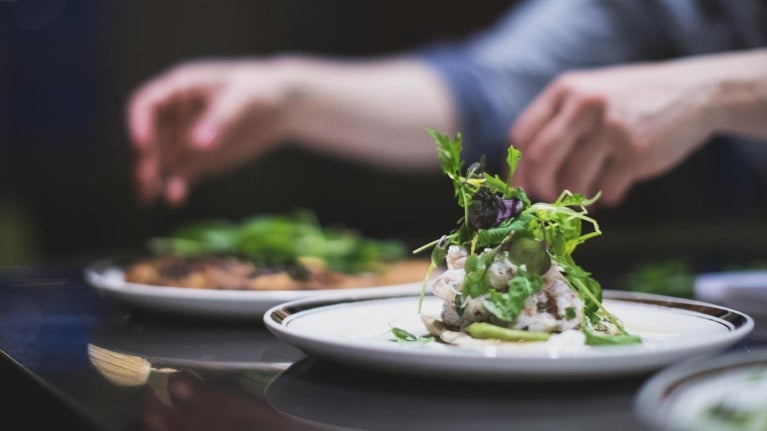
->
xmin=123 ymin=211 xmax=429 ymax=291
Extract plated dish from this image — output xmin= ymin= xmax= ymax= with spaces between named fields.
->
xmin=85 ymin=211 xmax=430 ymax=319
xmin=636 ymin=349 xmax=767 ymax=431
xmin=400 ymin=130 xmax=642 ymax=349
xmin=264 ymin=290 xmax=753 ymax=380
xmin=85 ymin=259 xmax=425 ymax=319
xmin=123 ymin=211 xmax=426 ymax=292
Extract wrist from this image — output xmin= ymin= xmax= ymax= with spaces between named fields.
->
xmin=708 ymin=78 xmax=765 ymax=135
xmin=699 ymin=49 xmax=767 ymax=137
xmin=269 ymin=55 xmax=317 ymax=143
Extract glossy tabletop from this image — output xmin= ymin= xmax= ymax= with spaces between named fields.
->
xmin=1 ymin=263 xmax=764 ymax=431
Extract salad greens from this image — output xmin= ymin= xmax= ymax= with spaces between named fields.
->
xmin=148 ymin=210 xmax=406 ymax=274
xmin=414 ymin=129 xmax=640 ymax=345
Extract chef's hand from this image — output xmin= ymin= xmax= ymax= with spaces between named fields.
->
xmin=509 ymin=59 xmax=721 ymax=207
xmin=127 ymin=55 xmax=454 ymax=207
xmin=127 ymin=59 xmax=291 ymax=207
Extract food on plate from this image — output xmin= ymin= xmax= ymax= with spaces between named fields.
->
xmin=691 ymin=366 xmax=767 ymax=431
xmin=125 ymin=212 xmax=429 ymax=290
xmin=413 ymin=129 xmax=641 ymax=346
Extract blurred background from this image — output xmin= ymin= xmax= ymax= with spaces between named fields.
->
xmin=2 ymin=0 xmax=766 ymax=289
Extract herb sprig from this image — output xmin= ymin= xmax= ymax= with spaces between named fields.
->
xmin=389 ymin=325 xmax=434 ymax=344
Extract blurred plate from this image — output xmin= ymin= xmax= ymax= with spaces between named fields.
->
xmin=695 ymin=270 xmax=767 ymax=338
xmin=636 ymin=349 xmax=767 ymax=431
xmin=695 ymin=270 xmax=767 ymax=313
xmin=264 ymin=290 xmax=753 ymax=381
xmin=84 ymin=259 xmax=425 ymax=320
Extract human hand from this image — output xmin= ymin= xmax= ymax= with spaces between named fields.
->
xmin=127 ymin=59 xmax=291 ymax=207
xmin=509 ymin=60 xmax=719 ymax=207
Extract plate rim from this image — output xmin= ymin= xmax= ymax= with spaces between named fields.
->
xmin=83 ymin=258 xmax=425 ymax=318
xmin=263 ymin=290 xmax=754 ymax=379
xmin=695 ymin=269 xmax=767 ymax=305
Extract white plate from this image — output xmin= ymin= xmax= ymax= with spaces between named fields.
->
xmin=84 ymin=259 xmax=425 ymax=320
xmin=263 ymin=290 xmax=753 ymax=380
xmin=636 ymin=349 xmax=767 ymax=431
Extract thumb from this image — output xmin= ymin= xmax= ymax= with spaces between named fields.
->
xmin=189 ymin=90 xmax=244 ymax=149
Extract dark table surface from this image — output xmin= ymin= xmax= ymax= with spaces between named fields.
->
xmin=0 ymin=263 xmax=764 ymax=431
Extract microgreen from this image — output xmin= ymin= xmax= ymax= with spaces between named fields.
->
xmin=389 ymin=325 xmax=434 ymax=344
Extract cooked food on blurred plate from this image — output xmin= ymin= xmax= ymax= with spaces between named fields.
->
xmin=125 ymin=211 xmax=429 ymax=291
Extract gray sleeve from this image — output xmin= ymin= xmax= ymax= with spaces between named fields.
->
xmin=418 ymin=0 xmax=675 ymax=173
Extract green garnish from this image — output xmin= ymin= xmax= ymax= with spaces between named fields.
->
xmin=415 ymin=129 xmax=640 ymax=346
xmin=483 ymin=267 xmax=543 ymax=322
xmin=389 ymin=326 xmax=434 ymax=344
xmin=466 ymin=322 xmax=551 ymax=342
xmin=149 ymin=210 xmax=405 ymax=274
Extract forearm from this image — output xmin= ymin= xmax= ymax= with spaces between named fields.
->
xmin=275 ymin=55 xmax=457 ymax=171
xmin=704 ymin=49 xmax=767 ymax=139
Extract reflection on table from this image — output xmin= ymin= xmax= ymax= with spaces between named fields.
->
xmin=0 ymin=264 xmax=764 ymax=431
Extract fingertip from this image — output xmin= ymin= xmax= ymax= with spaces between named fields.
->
xmin=601 ymin=195 xmax=619 ymax=208
xmin=134 ymin=170 xmax=158 ymax=207
xmin=127 ymin=90 xmax=153 ymax=149
xmin=165 ymin=177 xmax=188 ymax=207
xmin=509 ymin=122 xmax=527 ymax=149
xmin=135 ymin=149 xmax=159 ymax=179
xmin=602 ymin=187 xmax=626 ymax=208
xmin=127 ymin=106 xmax=160 ymax=151
xmin=601 ymin=178 xmax=630 ymax=208
xmin=191 ymin=122 xmax=217 ymax=149
xmin=129 ymin=117 xmax=151 ymax=148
